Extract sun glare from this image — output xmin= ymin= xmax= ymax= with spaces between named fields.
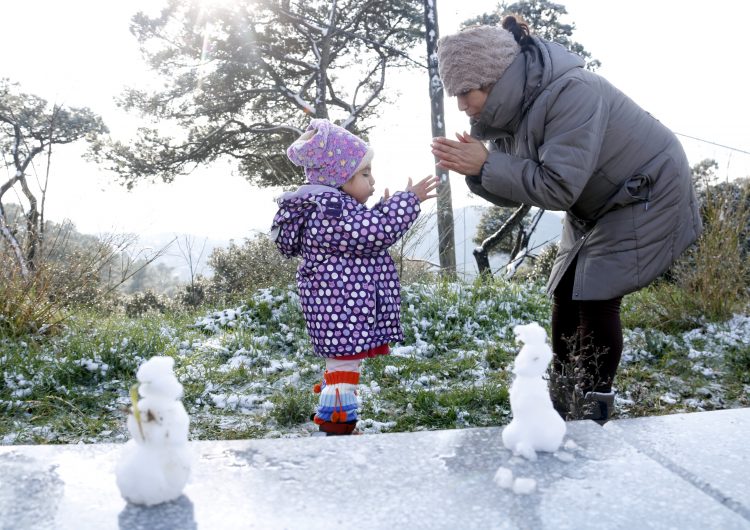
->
xmin=196 ymin=0 xmax=236 ymax=9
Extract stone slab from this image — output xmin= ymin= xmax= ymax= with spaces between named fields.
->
xmin=1 ymin=413 xmax=749 ymax=529
xmin=606 ymin=407 xmax=750 ymax=520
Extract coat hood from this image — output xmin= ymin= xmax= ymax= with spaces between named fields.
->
xmin=472 ymin=37 xmax=585 ymax=140
xmin=271 ymin=185 xmax=341 ymax=258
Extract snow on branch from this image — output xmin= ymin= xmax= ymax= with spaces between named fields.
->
xmin=324 ymin=0 xmax=338 ymax=37
xmin=264 ymin=1 xmax=327 ymax=34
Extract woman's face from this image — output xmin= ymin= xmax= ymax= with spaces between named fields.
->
xmin=456 ymin=88 xmax=489 ymax=121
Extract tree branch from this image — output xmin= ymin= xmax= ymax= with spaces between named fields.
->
xmin=341 ymin=53 xmax=387 ymax=128
xmin=0 ymin=207 xmax=29 ymax=278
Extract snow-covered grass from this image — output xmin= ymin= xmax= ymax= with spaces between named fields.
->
xmin=1 ymin=279 xmax=748 ymax=445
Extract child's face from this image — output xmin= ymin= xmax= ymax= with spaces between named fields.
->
xmin=341 ymin=165 xmax=375 ymax=204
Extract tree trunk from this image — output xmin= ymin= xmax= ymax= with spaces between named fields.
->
xmin=0 ymin=209 xmax=30 ymax=278
xmin=424 ymin=0 xmax=456 ymax=278
xmin=505 ymin=207 xmax=545 ymax=278
xmin=474 ymin=204 xmax=531 ymax=276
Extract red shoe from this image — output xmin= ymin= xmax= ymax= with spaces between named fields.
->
xmin=318 ymin=420 xmax=358 ymax=435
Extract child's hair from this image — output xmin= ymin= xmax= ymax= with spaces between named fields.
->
xmin=286 ymin=119 xmax=373 ymax=188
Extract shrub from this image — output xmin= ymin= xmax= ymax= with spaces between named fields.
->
xmin=269 ymin=386 xmax=316 ymax=427
xmin=387 ymin=212 xmax=437 ymax=285
xmin=621 ymin=284 xmax=698 ymax=333
xmin=390 ymin=253 xmax=435 ymax=285
xmin=547 ymin=333 xmax=612 ymax=421
xmin=207 ymin=235 xmax=298 ymax=302
xmin=726 ymin=346 xmax=750 ymax=385
xmin=0 ymin=212 xmax=176 ymax=337
xmin=624 ymin=177 xmax=750 ymax=331
xmin=177 ymin=276 xmax=211 ymax=308
xmin=124 ymin=290 xmax=169 ymax=318
xmin=524 ymin=241 xmax=559 ymax=282
xmin=672 ymin=178 xmax=749 ymax=321
xmin=0 ymin=261 xmax=64 ymax=337
xmin=0 ymin=228 xmax=125 ymax=336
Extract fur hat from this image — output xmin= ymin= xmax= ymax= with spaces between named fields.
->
xmin=286 ymin=119 xmax=373 ymax=188
xmin=437 ymin=25 xmax=521 ymax=97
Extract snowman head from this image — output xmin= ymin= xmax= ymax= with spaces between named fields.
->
xmin=136 ymin=356 xmax=183 ymax=400
xmin=512 ymin=323 xmax=553 ymax=377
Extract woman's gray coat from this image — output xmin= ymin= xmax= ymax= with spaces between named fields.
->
xmin=469 ymin=37 xmax=702 ymax=300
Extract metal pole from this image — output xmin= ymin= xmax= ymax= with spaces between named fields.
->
xmin=424 ymin=0 xmax=456 ymax=278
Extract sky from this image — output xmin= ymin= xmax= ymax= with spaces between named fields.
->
xmin=2 ymin=0 xmax=749 ymax=242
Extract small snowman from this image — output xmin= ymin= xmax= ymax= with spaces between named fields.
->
xmin=501 ymin=323 xmax=566 ymax=460
xmin=116 ymin=356 xmax=192 ymax=506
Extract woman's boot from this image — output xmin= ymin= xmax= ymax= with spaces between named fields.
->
xmin=581 ymin=391 xmax=615 ymax=425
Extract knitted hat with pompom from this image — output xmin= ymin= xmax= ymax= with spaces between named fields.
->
xmin=437 ymin=25 xmax=520 ymax=97
xmin=286 ymin=119 xmax=373 ymax=188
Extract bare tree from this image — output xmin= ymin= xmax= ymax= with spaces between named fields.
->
xmin=0 ymin=79 xmax=107 ymax=277
xmin=176 ymin=233 xmax=208 ymax=288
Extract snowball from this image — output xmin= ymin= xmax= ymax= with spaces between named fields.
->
xmin=493 ymin=466 xmax=514 ymax=489
xmin=512 ymin=477 xmax=537 ymax=495
xmin=554 ymin=451 xmax=575 ymax=463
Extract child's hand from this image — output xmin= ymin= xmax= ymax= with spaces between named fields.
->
xmin=406 ymin=175 xmax=439 ymax=203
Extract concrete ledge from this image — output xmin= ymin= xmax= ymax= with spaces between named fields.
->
xmin=605 ymin=408 xmax=750 ymax=521
xmin=1 ymin=409 xmax=749 ymax=529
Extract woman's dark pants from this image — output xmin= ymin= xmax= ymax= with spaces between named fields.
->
xmin=551 ymin=260 xmax=623 ymax=393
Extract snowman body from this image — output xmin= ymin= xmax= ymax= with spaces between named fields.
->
xmin=501 ymin=323 xmax=566 ymax=460
xmin=116 ymin=356 xmax=191 ymax=505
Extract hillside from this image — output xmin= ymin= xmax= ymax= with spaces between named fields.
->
xmin=137 ymin=205 xmax=564 ymax=283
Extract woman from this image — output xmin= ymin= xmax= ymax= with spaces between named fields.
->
xmin=431 ymin=17 xmax=702 ymax=422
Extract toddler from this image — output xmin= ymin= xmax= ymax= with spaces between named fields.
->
xmin=272 ymin=119 xmax=437 ymax=435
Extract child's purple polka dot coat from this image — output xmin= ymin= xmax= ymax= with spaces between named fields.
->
xmin=272 ymin=186 xmax=420 ymax=358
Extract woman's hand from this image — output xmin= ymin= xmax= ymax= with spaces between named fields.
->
xmin=431 ymin=132 xmax=488 ymax=176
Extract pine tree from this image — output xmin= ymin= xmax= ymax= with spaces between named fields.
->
xmin=95 ymin=0 xmax=424 ymax=189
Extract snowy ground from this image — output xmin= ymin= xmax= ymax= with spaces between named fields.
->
xmin=1 ymin=281 xmax=748 ymax=445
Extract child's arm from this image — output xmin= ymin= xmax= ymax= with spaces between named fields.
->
xmin=271 ymin=198 xmax=317 ymax=258
xmin=315 ymin=176 xmax=438 ymax=257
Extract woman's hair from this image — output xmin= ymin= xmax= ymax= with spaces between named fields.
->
xmin=502 ymin=15 xmax=533 ymax=47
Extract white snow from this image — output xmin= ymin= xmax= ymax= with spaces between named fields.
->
xmin=383 ymin=365 xmax=399 ymax=376
xmin=554 ymin=450 xmax=575 ymax=463
xmin=494 ymin=467 xmax=537 ymax=495
xmin=493 ymin=466 xmax=514 ymax=488
xmin=659 ymin=393 xmax=678 ymax=405
xmin=512 ymin=477 xmax=537 ymax=495
xmin=357 ymin=418 xmax=397 ymax=434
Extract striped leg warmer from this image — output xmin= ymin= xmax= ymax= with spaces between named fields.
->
xmin=313 ymin=359 xmax=360 ymax=435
